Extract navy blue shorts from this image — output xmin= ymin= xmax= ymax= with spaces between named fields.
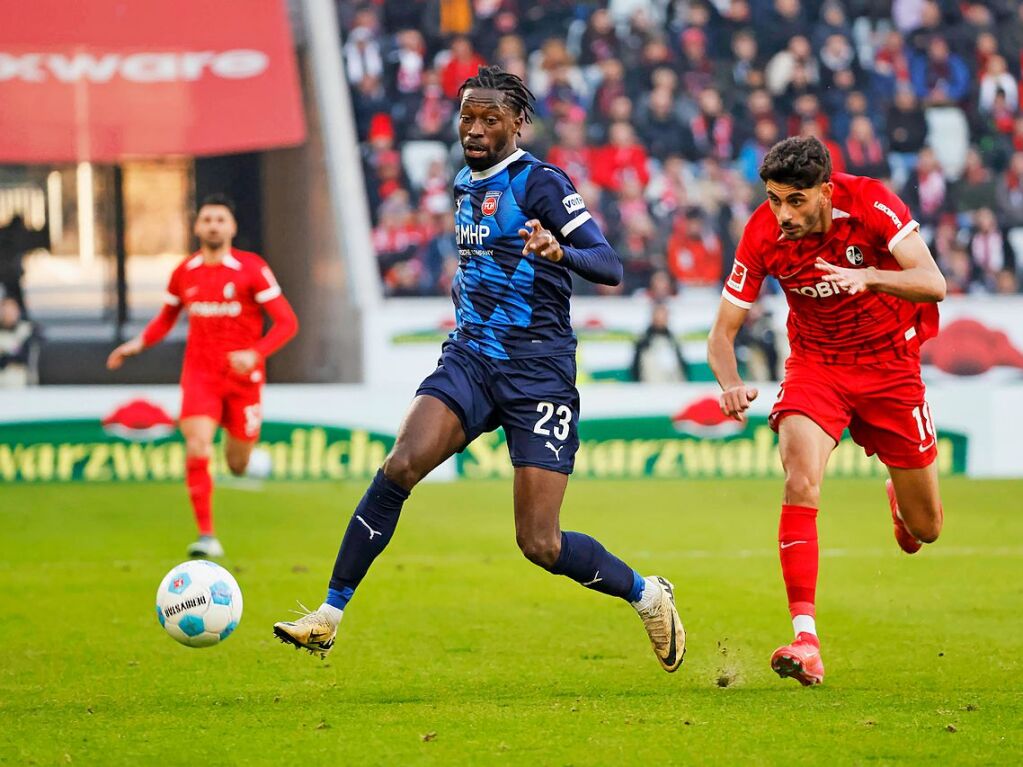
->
xmin=416 ymin=340 xmax=580 ymax=474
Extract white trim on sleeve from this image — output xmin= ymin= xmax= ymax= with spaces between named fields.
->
xmin=254 ymin=284 xmax=282 ymax=303
xmin=721 ymin=290 xmax=753 ymax=310
xmin=560 ymin=212 xmax=592 ymax=237
xmin=163 ymin=292 xmax=181 ymax=306
xmin=887 ymin=219 xmax=919 ymax=252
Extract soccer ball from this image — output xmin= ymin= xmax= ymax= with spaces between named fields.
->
xmin=155 ymin=560 xmax=243 ymax=648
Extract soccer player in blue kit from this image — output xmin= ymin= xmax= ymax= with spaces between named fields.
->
xmin=274 ymin=66 xmax=685 ymax=672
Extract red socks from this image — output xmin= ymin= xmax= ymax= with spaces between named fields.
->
xmin=779 ymin=504 xmax=819 ymax=619
xmin=186 ymin=456 xmax=214 ymax=536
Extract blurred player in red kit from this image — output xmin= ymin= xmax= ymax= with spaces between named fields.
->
xmin=708 ymin=137 xmax=946 ymax=686
xmin=108 ymin=195 xmax=298 ymax=558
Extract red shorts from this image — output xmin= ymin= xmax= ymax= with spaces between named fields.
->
xmin=180 ymin=373 xmax=263 ymax=441
xmin=769 ymin=354 xmax=938 ymax=470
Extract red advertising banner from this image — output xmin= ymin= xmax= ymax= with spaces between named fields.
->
xmin=0 ymin=0 xmax=305 ymax=162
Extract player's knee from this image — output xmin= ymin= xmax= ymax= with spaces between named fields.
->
xmin=909 ymin=506 xmax=943 ymax=543
xmin=516 ymin=530 xmax=561 ymax=569
xmin=227 ymin=456 xmax=248 ymax=476
xmin=783 ymin=470 xmax=820 ymax=506
xmin=381 ymin=451 xmax=423 ymax=491
xmin=185 ymin=437 xmax=212 ymax=459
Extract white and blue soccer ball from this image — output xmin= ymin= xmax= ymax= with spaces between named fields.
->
xmin=155 ymin=560 xmax=243 ymax=648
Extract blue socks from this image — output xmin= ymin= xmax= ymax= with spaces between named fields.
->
xmin=326 ymin=469 xmax=409 ymax=610
xmin=550 ymin=531 xmax=644 ymax=602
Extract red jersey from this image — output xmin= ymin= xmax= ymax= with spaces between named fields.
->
xmin=153 ymin=249 xmax=283 ymax=382
xmin=722 ymin=173 xmax=939 ymax=365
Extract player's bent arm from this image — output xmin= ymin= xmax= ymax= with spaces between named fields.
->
xmin=708 ymin=299 xmax=748 ymax=390
xmin=708 ymin=299 xmax=759 ymax=420
xmin=251 ymin=294 xmax=299 ymax=358
xmin=873 ymin=230 xmax=947 ymax=302
xmin=558 ymin=219 xmax=623 ymax=286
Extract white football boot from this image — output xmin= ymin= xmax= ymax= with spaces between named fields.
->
xmin=636 ymin=576 xmax=686 ymax=672
xmin=273 ymin=605 xmax=340 ymax=658
xmin=186 ymin=535 xmax=225 ymax=558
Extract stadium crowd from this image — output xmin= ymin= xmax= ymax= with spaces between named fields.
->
xmin=338 ymin=0 xmax=1023 ymax=297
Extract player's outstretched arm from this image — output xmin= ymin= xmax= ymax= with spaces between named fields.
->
xmin=816 ymin=231 xmax=946 ymax=303
xmin=708 ymin=299 xmax=759 ymax=422
xmin=106 ymin=303 xmax=182 ymax=370
xmin=518 ymin=218 xmax=622 ymax=286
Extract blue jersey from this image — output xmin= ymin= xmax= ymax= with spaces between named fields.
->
xmin=451 ymin=149 xmax=621 ymax=360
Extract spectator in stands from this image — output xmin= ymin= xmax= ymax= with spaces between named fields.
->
xmin=843 ymin=115 xmax=890 ymax=179
xmin=887 ymin=86 xmax=929 ymax=190
xmin=419 ymin=197 xmax=457 ymax=295
xmin=0 ymin=296 xmax=35 ymax=387
xmin=762 ymin=0 xmax=810 ymax=59
xmin=0 ymin=215 xmax=35 ymax=315
xmin=645 ymin=154 xmax=689 ymax=222
xmin=630 ymin=302 xmax=688 ymax=383
xmin=766 ymin=36 xmax=819 ymax=97
xmin=970 ymin=207 xmax=1011 ymax=287
xmin=638 ymin=87 xmax=689 ymax=161
xmin=996 ymin=152 xmax=1023 ymax=229
xmin=679 ymin=27 xmax=718 ymax=99
xmin=995 ymin=268 xmax=1019 ymax=295
xmin=738 ymin=119 xmax=780 ymax=185
xmin=593 ymin=57 xmax=628 ymax=125
xmin=872 ymin=29 xmax=913 ymax=102
xmin=407 ymin=69 xmax=456 ymax=143
xmin=590 ymin=121 xmax=649 ymax=192
xmin=579 ymin=7 xmax=620 ymax=66
xmin=955 ymin=148 xmax=999 ymax=214
xmin=729 ymin=30 xmax=762 ymax=100
xmin=666 ymin=207 xmax=723 ymax=287
xmin=735 ymin=304 xmax=781 ymax=381
xmin=911 ymin=36 xmax=970 ymax=106
xmin=343 ymin=16 xmax=383 ymax=89
xmin=352 ymin=76 xmax=391 ymax=141
xmin=818 ymin=34 xmax=859 ymax=93
xmin=978 ymin=55 xmax=1019 ymax=117
xmin=944 ymin=242 xmax=983 ymax=295
xmin=373 ymin=192 xmax=425 ymax=287
xmin=903 ymin=146 xmax=948 ymax=225
xmin=644 ymin=269 xmax=675 ymax=302
xmin=813 ymin=1 xmax=853 ymax=51
xmin=440 ymin=36 xmax=486 ymax=98
xmin=547 ymin=110 xmax=593 ymax=185
xmin=688 ymin=88 xmax=735 ymax=162
xmin=388 ymin=30 xmax=426 ymax=102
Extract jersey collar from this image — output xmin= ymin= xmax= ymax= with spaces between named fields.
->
xmin=186 ymin=250 xmax=242 ymax=269
xmin=470 ymin=148 xmax=525 ymax=181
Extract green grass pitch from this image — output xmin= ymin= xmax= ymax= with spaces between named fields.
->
xmin=2 ymin=478 xmax=1021 ymax=765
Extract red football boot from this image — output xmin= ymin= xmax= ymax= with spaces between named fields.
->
xmin=770 ymin=632 xmax=824 ymax=686
xmin=887 ymin=479 xmax=922 ymax=554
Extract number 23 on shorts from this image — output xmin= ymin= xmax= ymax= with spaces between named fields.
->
xmin=533 ymin=401 xmax=572 ymax=441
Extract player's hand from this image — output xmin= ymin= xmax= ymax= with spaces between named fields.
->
xmin=106 ymin=337 xmax=145 ymax=370
xmin=815 ymin=257 xmax=873 ymax=295
xmin=228 ymin=349 xmax=261 ymax=375
xmin=719 ymin=384 xmax=759 ymax=423
xmin=518 ymin=219 xmax=563 ymax=263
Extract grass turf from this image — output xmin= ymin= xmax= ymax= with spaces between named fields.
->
xmin=1 ymin=478 xmax=1021 ymax=765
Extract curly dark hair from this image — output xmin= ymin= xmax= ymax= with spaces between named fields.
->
xmin=458 ymin=65 xmax=535 ymax=124
xmin=759 ymin=136 xmax=832 ymax=189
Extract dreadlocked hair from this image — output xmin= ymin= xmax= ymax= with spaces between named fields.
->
xmin=458 ymin=65 xmax=535 ymax=123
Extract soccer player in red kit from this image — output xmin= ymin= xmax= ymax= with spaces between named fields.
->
xmin=107 ymin=195 xmax=298 ymax=558
xmin=708 ymin=137 xmax=946 ymax=686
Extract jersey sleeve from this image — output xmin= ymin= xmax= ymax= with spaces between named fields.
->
xmin=250 ymin=259 xmax=283 ymax=304
xmin=163 ymin=262 xmax=184 ymax=307
xmin=721 ymin=225 xmax=768 ymax=309
xmin=860 ymin=179 xmax=919 ymax=253
xmin=523 ymin=164 xmax=594 ymax=241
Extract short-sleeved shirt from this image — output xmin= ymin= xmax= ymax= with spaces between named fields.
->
xmin=162 ymin=249 xmax=281 ymax=381
xmin=451 ymin=148 xmax=597 ymax=360
xmin=722 ymin=173 xmax=939 ymax=365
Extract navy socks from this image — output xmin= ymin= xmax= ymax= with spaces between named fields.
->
xmin=326 ymin=469 xmax=409 ymax=610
